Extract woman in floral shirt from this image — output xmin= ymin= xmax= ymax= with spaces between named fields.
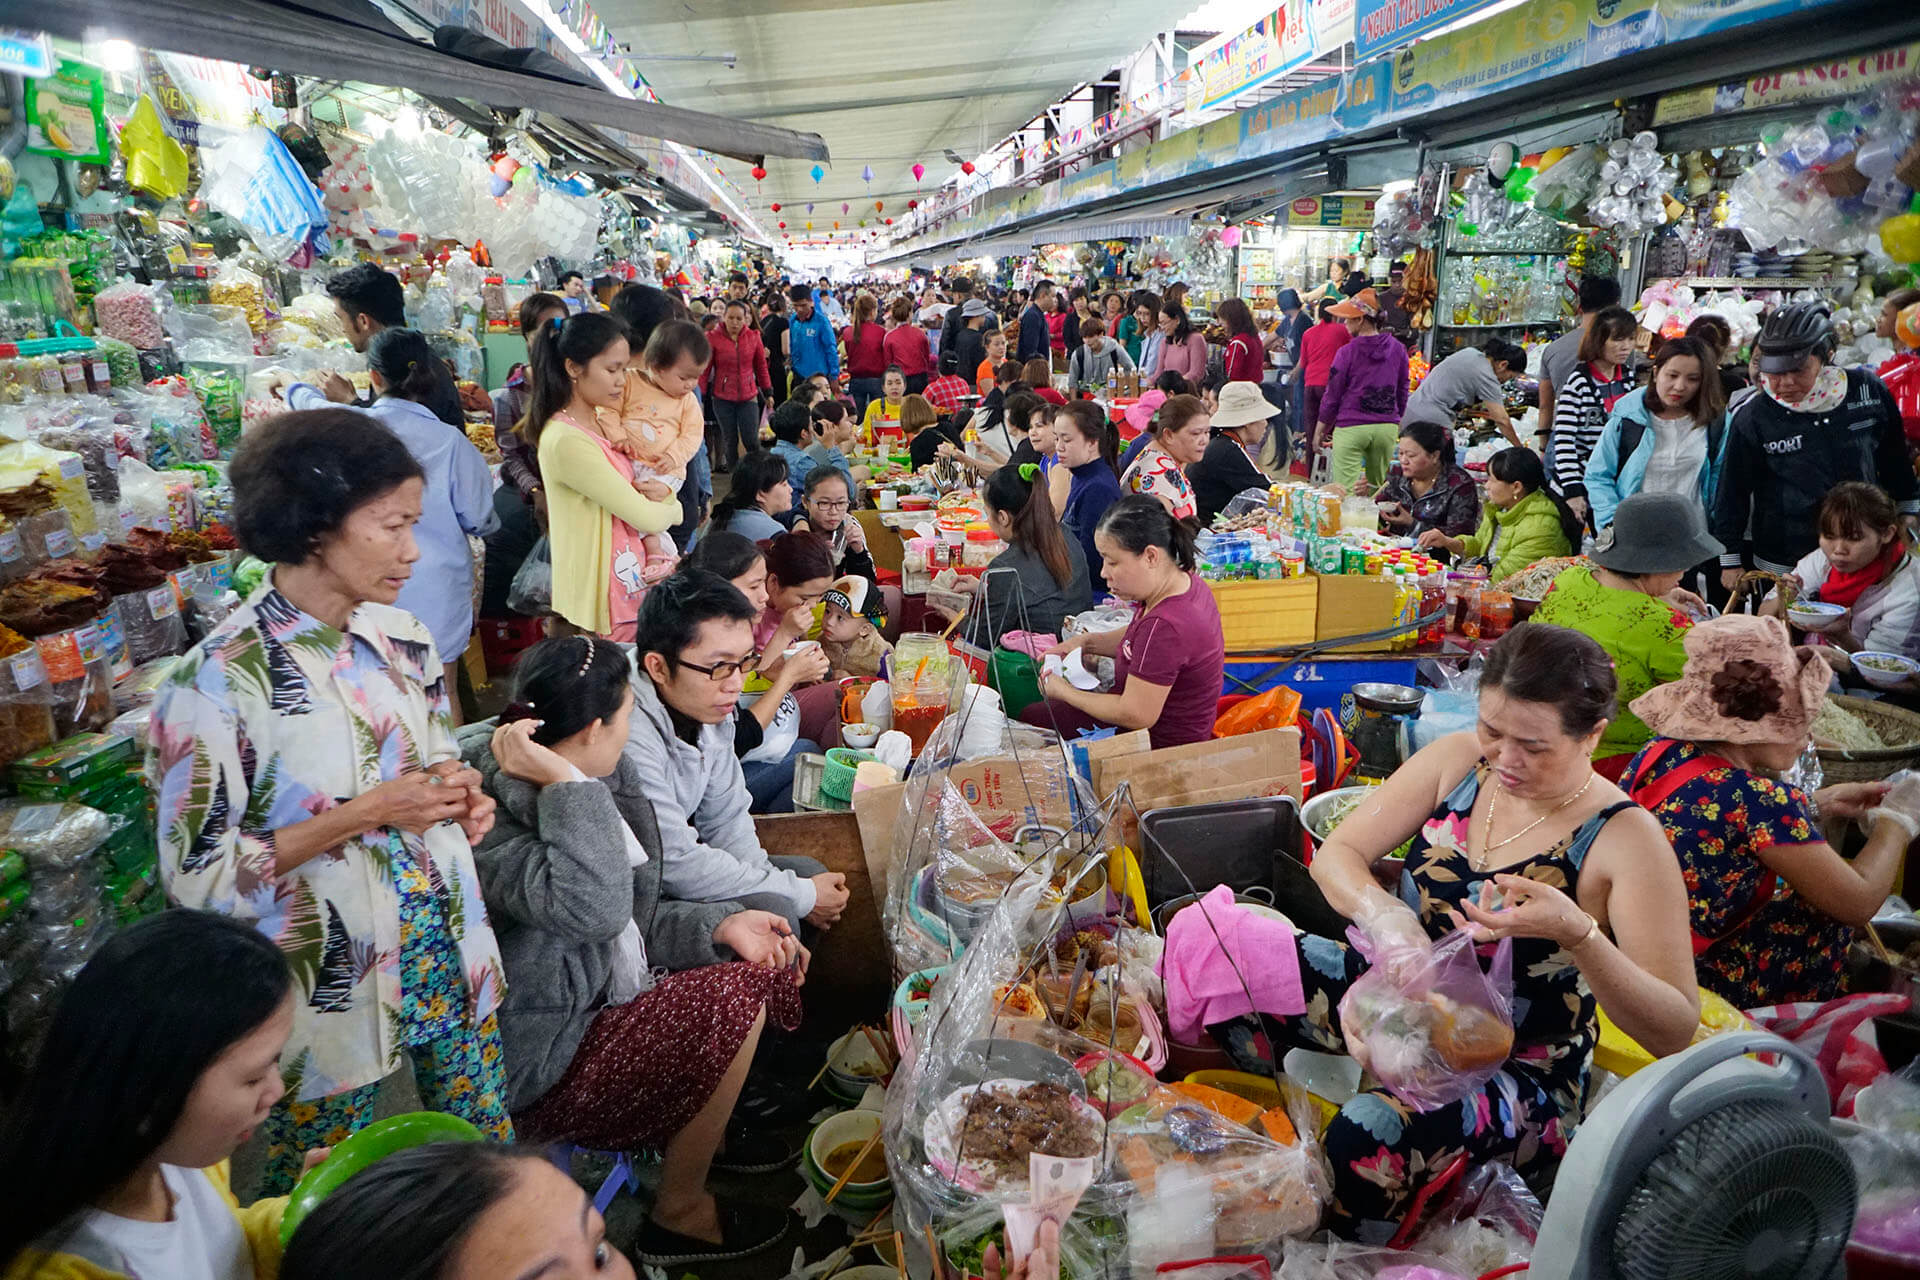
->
xmin=1624 ymin=614 xmax=1917 ymax=1008
xmin=1369 ymin=422 xmax=1480 ymax=540
xmin=149 ymin=409 xmax=512 ymax=1194
xmin=1120 ymin=393 xmax=1211 ymax=523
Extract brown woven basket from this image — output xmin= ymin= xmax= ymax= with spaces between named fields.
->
xmin=1814 ymin=695 xmax=1920 ymax=783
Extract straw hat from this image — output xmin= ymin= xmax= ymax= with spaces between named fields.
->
xmin=1210 ymin=381 xmax=1276 ymax=429
xmin=1629 ymin=614 xmax=1831 ymax=745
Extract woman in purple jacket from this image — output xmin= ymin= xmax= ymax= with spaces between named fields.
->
xmin=1317 ymin=289 xmax=1410 ymax=489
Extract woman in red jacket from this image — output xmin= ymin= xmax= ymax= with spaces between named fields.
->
xmin=843 ymin=293 xmax=890 ymax=419
xmin=703 ymin=298 xmax=772 ymax=468
xmin=1218 ymin=297 xmax=1266 ymax=384
xmin=881 ymin=295 xmax=933 ymax=395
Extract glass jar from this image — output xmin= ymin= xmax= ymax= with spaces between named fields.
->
xmin=891 ymin=633 xmax=953 ymax=757
xmin=961 ymin=530 xmax=1003 ymax=569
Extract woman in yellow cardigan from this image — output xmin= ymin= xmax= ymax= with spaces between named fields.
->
xmin=525 ymin=313 xmax=682 ymax=638
xmin=2 ymin=911 xmax=317 ymax=1279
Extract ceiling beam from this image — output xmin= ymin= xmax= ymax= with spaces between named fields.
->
xmin=35 ymin=0 xmax=830 ymax=161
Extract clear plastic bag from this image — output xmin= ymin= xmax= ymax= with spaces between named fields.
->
xmin=0 ymin=800 xmax=118 ymax=868
xmin=1338 ymin=928 xmax=1514 ymax=1110
xmin=506 ymin=536 xmax=552 ymax=616
xmin=1405 ymin=1161 xmax=1541 ymax=1277
xmin=164 ymin=304 xmax=254 ymax=364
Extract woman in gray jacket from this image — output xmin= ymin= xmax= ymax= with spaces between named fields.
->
xmin=462 ymin=635 xmax=804 ymax=1267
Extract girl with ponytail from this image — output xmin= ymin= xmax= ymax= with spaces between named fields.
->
xmin=941 ymin=460 xmax=1091 ymax=648
xmin=522 ymin=312 xmax=684 ymax=638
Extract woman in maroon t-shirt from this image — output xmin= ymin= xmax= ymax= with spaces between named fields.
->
xmin=1021 ymin=495 xmax=1226 ymax=748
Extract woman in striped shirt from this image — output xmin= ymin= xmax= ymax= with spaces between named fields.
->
xmin=1548 ymin=305 xmax=1639 ymax=527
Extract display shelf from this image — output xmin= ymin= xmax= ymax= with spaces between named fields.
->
xmin=1442 ymin=249 xmax=1566 ymax=257
xmin=1442 ymin=321 xmax=1557 ymax=329
xmin=1650 ymin=275 xmax=1858 ymax=290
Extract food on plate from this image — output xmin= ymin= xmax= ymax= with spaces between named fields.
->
xmin=991 ymin=982 xmax=1047 ymax=1021
xmin=955 ymin=1081 xmax=1101 ymax=1183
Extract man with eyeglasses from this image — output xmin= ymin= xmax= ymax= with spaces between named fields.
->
xmin=626 ymin=572 xmax=850 ymax=936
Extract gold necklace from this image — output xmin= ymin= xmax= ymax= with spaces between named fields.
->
xmin=1475 ymin=773 xmax=1596 ymax=871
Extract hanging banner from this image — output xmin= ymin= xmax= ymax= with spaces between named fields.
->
xmin=1288 ymin=195 xmax=1378 ymax=227
xmin=1187 ymin=0 xmax=1321 ymax=113
xmin=1656 ymin=0 xmax=1842 ymax=41
xmin=1355 ymin=0 xmax=1503 ymax=61
xmin=1388 ymin=0 xmax=1658 ymax=113
xmin=1652 ymin=40 xmax=1919 ymax=124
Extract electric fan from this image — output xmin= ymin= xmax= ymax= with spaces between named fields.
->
xmin=1530 ymin=1030 xmax=1858 ymax=1280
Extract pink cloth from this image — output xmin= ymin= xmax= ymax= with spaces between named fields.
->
xmin=1160 ymin=884 xmax=1306 ymax=1043
xmin=999 ymin=630 xmax=1059 ymax=659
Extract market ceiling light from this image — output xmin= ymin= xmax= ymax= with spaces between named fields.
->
xmin=527 ymin=1 xmax=769 ymax=245
xmin=98 ymin=38 xmax=139 ymax=73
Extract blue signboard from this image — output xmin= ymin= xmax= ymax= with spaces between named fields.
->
xmin=1354 ymin=0 xmax=1503 ymax=61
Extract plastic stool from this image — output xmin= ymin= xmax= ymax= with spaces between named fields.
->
xmin=547 ymin=1142 xmax=646 ymax=1216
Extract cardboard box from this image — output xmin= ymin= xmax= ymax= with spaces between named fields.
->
xmin=1092 ymin=727 xmax=1303 ymax=848
xmin=1209 ymin=578 xmax=1318 ymax=651
xmin=1315 ymin=575 xmax=1405 ymax=654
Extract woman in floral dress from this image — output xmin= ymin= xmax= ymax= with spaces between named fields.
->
xmin=1208 ymin=624 xmax=1699 ymax=1239
xmin=148 ymin=409 xmax=512 ymax=1194
xmin=1623 ymin=614 xmax=1918 ymax=1007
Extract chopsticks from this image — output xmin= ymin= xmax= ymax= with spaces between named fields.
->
xmin=1865 ymin=921 xmax=1898 ymax=967
xmin=822 ymin=1127 xmax=884 ymax=1205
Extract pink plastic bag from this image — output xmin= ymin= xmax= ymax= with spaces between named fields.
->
xmin=1339 ymin=928 xmax=1515 ymax=1110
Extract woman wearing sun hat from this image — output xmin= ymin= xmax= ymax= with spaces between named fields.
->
xmin=1623 ymin=613 xmax=1919 ymax=1007
xmin=1533 ymin=490 xmax=1723 ymax=779
xmin=1316 ymin=287 xmax=1410 ymax=489
xmin=1189 ymin=382 xmax=1277 ymax=525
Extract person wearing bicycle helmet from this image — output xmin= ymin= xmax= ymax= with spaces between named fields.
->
xmin=1710 ymin=301 xmax=1917 ymax=593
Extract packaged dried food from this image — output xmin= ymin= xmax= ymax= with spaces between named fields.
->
xmin=92 ymin=281 xmax=167 ymax=348
xmin=111 ymin=587 xmax=186 ymax=664
xmin=0 ymin=799 xmax=116 ymax=867
xmin=10 ymin=730 xmax=136 ymax=794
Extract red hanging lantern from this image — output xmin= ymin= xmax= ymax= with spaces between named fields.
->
xmin=909 ymin=199 xmax=918 ymax=210
xmin=778 ymin=221 xmax=786 ymax=229
xmin=770 ymin=202 xmax=781 ymax=212
xmin=960 ymin=161 xmax=975 ymax=175
xmin=885 ymin=218 xmax=893 ymax=225
xmin=750 ymin=165 xmax=768 ymax=182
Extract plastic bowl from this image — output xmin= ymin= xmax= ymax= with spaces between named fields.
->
xmin=842 ymin=722 xmax=881 ymax=748
xmin=805 ymin=1109 xmax=891 ymax=1193
xmin=1853 ymin=651 xmax=1920 ymax=689
xmin=1787 ymin=600 xmax=1847 ymax=630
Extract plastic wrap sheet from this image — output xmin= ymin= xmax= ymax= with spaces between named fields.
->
xmin=1404 ymin=1162 xmax=1540 ymax=1277
xmin=1845 ymin=1062 xmax=1920 ymax=1265
xmin=883 ymin=848 xmax=1331 ymax=1274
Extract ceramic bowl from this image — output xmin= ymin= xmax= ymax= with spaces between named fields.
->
xmin=1787 ymin=600 xmax=1847 ymax=630
xmin=822 ymin=1029 xmax=891 ymax=1104
xmin=1854 ymin=651 xmax=1920 ymax=689
xmin=842 ymin=721 xmax=881 ymax=748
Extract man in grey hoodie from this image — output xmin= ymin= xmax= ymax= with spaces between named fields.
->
xmin=625 ymin=572 xmax=850 ymax=932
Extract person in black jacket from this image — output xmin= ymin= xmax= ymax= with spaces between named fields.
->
xmin=1189 ymin=381 xmax=1276 ymax=525
xmin=1018 ymin=281 xmax=1056 ymax=363
xmin=1711 ymin=302 xmax=1919 ymax=590
xmin=939 ymin=274 xmax=997 ymax=361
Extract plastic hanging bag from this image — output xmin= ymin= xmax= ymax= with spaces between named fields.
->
xmin=506 ymin=537 xmax=552 ymax=616
xmin=1338 ymin=927 xmax=1514 ymax=1111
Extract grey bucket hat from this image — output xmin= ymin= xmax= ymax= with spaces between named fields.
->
xmin=1588 ymin=490 xmax=1723 ymax=574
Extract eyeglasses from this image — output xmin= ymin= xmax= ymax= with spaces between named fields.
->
xmin=811 ymin=498 xmax=850 ymax=512
xmin=677 ymin=650 xmax=761 ymax=682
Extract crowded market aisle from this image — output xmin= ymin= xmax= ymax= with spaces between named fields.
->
xmin=6 ymin=3 xmax=1920 ymax=1279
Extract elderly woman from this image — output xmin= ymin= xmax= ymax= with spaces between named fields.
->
xmin=147 ymin=410 xmax=511 ymax=1195
xmin=1623 ymin=614 xmax=1918 ymax=1008
xmin=1370 ymin=421 xmax=1480 ymax=541
xmin=464 ymin=636 xmax=803 ymax=1265
xmin=1188 ymin=382 xmax=1278 ymax=526
xmin=1121 ymin=393 xmax=1211 ymax=522
xmin=1217 ymin=623 xmax=1697 ymax=1238
xmin=1533 ymin=491 xmax=1720 ymax=779
xmin=1024 ymin=497 xmax=1224 ymax=749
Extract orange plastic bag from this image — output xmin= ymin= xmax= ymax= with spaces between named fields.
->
xmin=1213 ymin=684 xmax=1302 ymax=738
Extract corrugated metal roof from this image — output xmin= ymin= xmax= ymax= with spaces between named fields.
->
xmin=598 ymin=0 xmax=1182 ymax=222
